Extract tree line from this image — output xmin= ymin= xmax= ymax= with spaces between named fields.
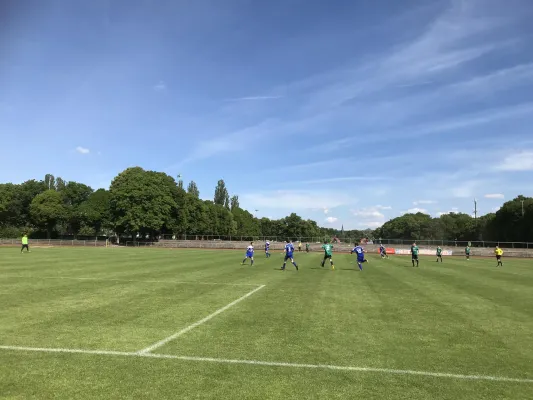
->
xmin=1 ymin=167 xmax=531 ymax=243
xmin=374 ymin=195 xmax=533 ymax=243
xmin=0 ymin=167 xmax=369 ymax=241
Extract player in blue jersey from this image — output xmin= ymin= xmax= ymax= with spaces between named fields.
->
xmin=265 ymin=241 xmax=271 ymax=258
xmin=351 ymin=243 xmax=368 ymax=271
xmin=282 ymin=240 xmax=298 ymax=271
xmin=379 ymin=244 xmax=388 ymax=259
xmin=241 ymin=242 xmax=255 ymax=266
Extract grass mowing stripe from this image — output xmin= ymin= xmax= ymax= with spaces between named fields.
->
xmin=138 ymin=284 xmax=266 ymax=354
xmin=0 ymin=275 xmax=262 ymax=287
xmin=1 ymin=345 xmax=532 ymax=384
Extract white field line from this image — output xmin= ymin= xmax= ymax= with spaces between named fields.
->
xmin=1 ymin=275 xmax=261 ymax=287
xmin=138 ymin=284 xmax=267 ymax=354
xmin=1 ymin=345 xmax=532 ymax=384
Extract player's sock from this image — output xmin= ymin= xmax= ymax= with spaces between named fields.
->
xmin=358 ymin=262 xmax=363 ymax=271
xmin=242 ymin=258 xmax=247 ymax=264
xmin=251 ymin=259 xmax=254 ymax=266
xmin=293 ymin=262 xmax=298 ymax=271
xmin=282 ymin=262 xmax=286 ymax=270
xmin=412 ymin=260 xmax=415 ymax=267
xmin=416 ymin=260 xmax=419 ymax=267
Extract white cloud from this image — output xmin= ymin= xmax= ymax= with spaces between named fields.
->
xmin=494 ymin=151 xmax=533 ymax=171
xmin=484 ymin=193 xmax=505 ymax=199
xmin=436 ymin=207 xmax=460 ymax=217
xmin=352 ymin=209 xmax=385 ymax=219
xmin=351 ymin=206 xmax=390 ymax=228
xmin=241 ymin=190 xmax=353 ymax=210
xmin=76 ymin=146 xmax=90 ymax=154
xmin=323 ymin=208 xmax=329 ymax=214
xmin=406 ymin=208 xmax=429 ymax=214
xmin=413 ymin=200 xmax=436 ymax=205
xmin=360 ymin=221 xmax=383 ymax=229
xmin=325 ymin=217 xmax=338 ymax=224
xmin=290 ymin=176 xmax=389 ymax=185
xmin=153 ymin=81 xmax=167 ymax=91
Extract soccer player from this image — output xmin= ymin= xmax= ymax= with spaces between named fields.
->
xmin=436 ymin=246 xmax=443 ymax=262
xmin=411 ymin=242 xmax=419 ymax=267
xmin=265 ymin=241 xmax=271 ymax=258
xmin=465 ymin=245 xmax=471 ymax=260
xmin=241 ymin=242 xmax=254 ymax=266
xmin=351 ymin=243 xmax=367 ymax=271
xmin=298 ymin=241 xmax=302 ymax=252
xmin=379 ymin=244 xmax=388 ymax=259
xmin=21 ymin=234 xmax=30 ymax=253
xmin=321 ymin=241 xmax=335 ymax=270
xmin=305 ymin=242 xmax=310 ymax=253
xmin=495 ymin=246 xmax=503 ymax=267
xmin=282 ymin=240 xmax=298 ymax=271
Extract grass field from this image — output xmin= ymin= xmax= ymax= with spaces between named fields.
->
xmin=1 ymin=247 xmax=532 ymax=399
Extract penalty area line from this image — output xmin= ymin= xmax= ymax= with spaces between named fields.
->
xmin=137 ymin=284 xmax=267 ymax=354
xmin=0 ymin=345 xmax=532 ymax=384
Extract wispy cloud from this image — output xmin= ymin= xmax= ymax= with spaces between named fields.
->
xmin=436 ymin=207 xmax=459 ymax=217
xmin=241 ymin=190 xmax=354 ymax=210
xmin=406 ymin=207 xmax=429 ymax=214
xmin=153 ymin=81 xmax=167 ymax=91
xmin=293 ymin=176 xmax=388 ymax=185
xmin=484 ymin=193 xmax=505 ymax=199
xmin=494 ymin=151 xmax=533 ymax=171
xmin=413 ymin=200 xmax=436 ymax=205
xmin=360 ymin=221 xmax=383 ymax=229
xmin=225 ymin=96 xmax=282 ymax=102
xmin=325 ymin=216 xmax=338 ymax=224
xmin=75 ymin=146 xmax=90 ymax=154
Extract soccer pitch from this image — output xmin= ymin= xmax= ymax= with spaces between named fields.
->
xmin=1 ymin=248 xmax=532 ymax=399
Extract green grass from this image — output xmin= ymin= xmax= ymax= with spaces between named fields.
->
xmin=0 ymin=247 xmax=532 ymax=399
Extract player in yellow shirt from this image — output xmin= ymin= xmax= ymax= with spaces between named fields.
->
xmin=494 ymin=246 xmax=503 ymax=267
xmin=21 ymin=234 xmax=30 ymax=253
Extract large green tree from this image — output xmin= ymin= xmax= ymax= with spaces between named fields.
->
xmin=213 ymin=179 xmax=228 ymax=206
xmin=187 ymin=181 xmax=200 ymax=198
xmin=77 ymin=189 xmax=111 ymax=236
xmin=109 ymin=167 xmax=177 ymax=238
xmin=30 ymin=190 xmax=67 ymax=238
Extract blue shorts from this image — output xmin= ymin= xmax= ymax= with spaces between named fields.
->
xmin=357 ymin=256 xmax=365 ymax=263
xmin=246 ymin=252 xmax=254 ymax=258
xmin=284 ymin=254 xmax=293 ymax=261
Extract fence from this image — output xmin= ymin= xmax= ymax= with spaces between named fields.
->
xmin=154 ymin=235 xmax=533 ymax=249
xmin=0 ymin=238 xmax=108 ymax=247
xmin=2 ymin=237 xmax=532 ymax=250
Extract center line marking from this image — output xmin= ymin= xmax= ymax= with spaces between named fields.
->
xmin=137 ymin=284 xmax=266 ymax=354
xmin=0 ymin=345 xmax=532 ymax=384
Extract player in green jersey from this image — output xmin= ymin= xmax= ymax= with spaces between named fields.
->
xmin=411 ymin=243 xmax=419 ymax=267
xmin=321 ymin=241 xmax=335 ymax=270
xmin=305 ymin=242 xmax=310 ymax=253
xmin=436 ymin=246 xmax=443 ymax=262
xmin=465 ymin=246 xmax=471 ymax=260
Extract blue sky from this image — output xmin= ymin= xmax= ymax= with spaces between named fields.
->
xmin=1 ymin=0 xmax=533 ymax=229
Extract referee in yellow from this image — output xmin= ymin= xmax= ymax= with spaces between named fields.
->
xmin=494 ymin=245 xmax=503 ymax=267
xmin=21 ymin=234 xmax=30 ymax=253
